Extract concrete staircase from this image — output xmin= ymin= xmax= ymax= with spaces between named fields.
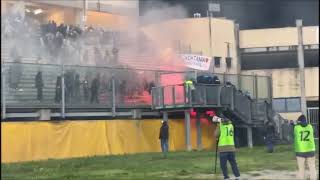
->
xmin=3 ymin=63 xmax=59 ymax=106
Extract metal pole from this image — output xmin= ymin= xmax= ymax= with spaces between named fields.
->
xmin=196 ymin=111 xmax=202 ymax=150
xmin=82 ymin=0 xmax=87 ymax=29
xmin=247 ymin=126 xmax=253 ymax=148
xmin=217 ymin=86 xmax=222 ymax=106
xmin=161 ymin=87 xmax=165 ymax=108
xmin=268 ymin=75 xmax=273 ymax=103
xmin=155 ymin=72 xmax=160 ymax=86
xmin=254 ymin=74 xmax=258 ymax=100
xmin=163 ymin=112 xmax=168 ymax=122
xmin=112 ymin=76 xmax=116 ymax=117
xmin=296 ymin=19 xmax=307 ymax=116
xmin=230 ymin=86 xmax=235 ymax=111
xmin=208 ymin=11 xmax=213 ymax=58
xmin=61 ymin=65 xmax=65 ymax=118
xmin=225 ymin=42 xmax=230 ymax=74
xmin=185 ymin=110 xmax=192 ymax=151
xmin=172 ymin=86 xmax=176 ymax=107
xmin=1 ymin=66 xmax=6 ymax=120
xmin=214 ymin=138 xmax=219 ymax=173
xmin=234 ymin=23 xmax=241 ymax=75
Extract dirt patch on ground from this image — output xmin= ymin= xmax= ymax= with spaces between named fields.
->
xmin=241 ymin=170 xmax=297 ymax=180
xmin=177 ymin=169 xmax=318 ymax=179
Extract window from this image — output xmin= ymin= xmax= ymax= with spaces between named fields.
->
xmin=286 ymin=98 xmax=301 ymax=112
xmin=272 ymin=99 xmax=286 ymax=113
xmin=272 ymin=97 xmax=301 ymax=113
xmin=214 ymin=57 xmax=221 ymax=67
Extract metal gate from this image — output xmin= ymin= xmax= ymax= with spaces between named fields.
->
xmin=307 ymin=107 xmax=319 ymax=139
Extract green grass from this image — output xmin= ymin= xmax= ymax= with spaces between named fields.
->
xmin=1 ymin=145 xmax=318 ymax=180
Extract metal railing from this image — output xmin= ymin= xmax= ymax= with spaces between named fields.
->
xmin=151 ymin=83 xmax=273 ymax=125
xmin=159 ymin=71 xmax=272 ymax=101
xmin=1 ymin=62 xmax=273 ymax=121
xmin=1 ymin=62 xmax=161 ymax=119
xmin=307 ymin=107 xmax=319 ymax=139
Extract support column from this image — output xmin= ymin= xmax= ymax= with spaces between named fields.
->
xmin=61 ymin=65 xmax=65 ymax=119
xmin=112 ymin=76 xmax=116 ymax=117
xmin=1 ymin=66 xmax=6 ymax=120
xmin=81 ymin=0 xmax=88 ymax=29
xmin=247 ymin=126 xmax=253 ymax=148
xmin=196 ymin=111 xmax=202 ymax=150
xmin=296 ymin=19 xmax=307 ymax=116
xmin=234 ymin=23 xmax=241 ymax=75
xmin=163 ymin=112 xmax=168 ymax=122
xmin=185 ymin=110 xmax=192 ymax=151
xmin=39 ymin=109 xmax=51 ymax=120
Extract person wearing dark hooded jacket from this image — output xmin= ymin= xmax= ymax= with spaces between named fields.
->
xmin=35 ymin=71 xmax=44 ymax=101
xmin=55 ymin=76 xmax=62 ymax=103
xmin=159 ymin=121 xmax=169 ymax=158
xmin=293 ymin=115 xmax=316 ymax=180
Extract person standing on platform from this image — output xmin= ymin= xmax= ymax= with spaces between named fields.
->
xmin=35 ymin=71 xmax=44 ymax=101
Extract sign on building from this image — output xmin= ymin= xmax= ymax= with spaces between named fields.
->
xmin=209 ymin=3 xmax=221 ymax=12
xmin=180 ymin=54 xmax=211 ymax=71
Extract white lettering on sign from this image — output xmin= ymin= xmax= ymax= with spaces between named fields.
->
xmin=180 ymin=54 xmax=211 ymax=71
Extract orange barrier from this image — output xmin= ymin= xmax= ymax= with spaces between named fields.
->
xmin=1 ymin=119 xmax=215 ymax=163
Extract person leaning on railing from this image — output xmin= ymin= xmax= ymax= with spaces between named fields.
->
xmin=183 ymin=79 xmax=195 ymax=103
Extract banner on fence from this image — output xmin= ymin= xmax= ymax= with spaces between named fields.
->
xmin=180 ymin=54 xmax=211 ymax=70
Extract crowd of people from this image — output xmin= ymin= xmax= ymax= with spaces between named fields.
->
xmin=50 ymin=70 xmax=156 ymax=105
xmin=2 ymin=13 xmax=120 ymax=66
xmin=31 ymin=68 xmax=156 ymax=105
xmin=39 ymin=20 xmax=119 ymax=65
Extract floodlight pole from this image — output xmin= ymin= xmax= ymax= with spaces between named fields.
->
xmin=82 ymin=0 xmax=88 ymax=29
xmin=296 ymin=19 xmax=307 ymax=116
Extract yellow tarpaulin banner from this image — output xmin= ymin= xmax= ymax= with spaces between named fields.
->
xmin=1 ymin=119 xmax=215 ymax=163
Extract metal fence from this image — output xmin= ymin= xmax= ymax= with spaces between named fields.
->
xmin=1 ymin=62 xmax=159 ymax=119
xmin=151 ymin=83 xmax=273 ymax=125
xmin=307 ymin=107 xmax=319 ymax=139
xmin=162 ymin=71 xmax=272 ymax=101
xmin=1 ymin=62 xmax=272 ymax=120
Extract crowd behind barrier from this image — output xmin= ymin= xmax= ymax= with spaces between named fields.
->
xmin=2 ymin=16 xmax=120 ymax=66
xmin=3 ymin=62 xmax=157 ymax=106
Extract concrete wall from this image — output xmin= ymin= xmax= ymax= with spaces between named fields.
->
xmin=27 ymin=0 xmax=138 ymax=16
xmin=279 ymin=112 xmax=302 ymax=121
xmin=45 ymin=8 xmax=79 ymax=25
xmin=86 ymin=11 xmax=130 ymax=30
xmin=241 ymin=67 xmax=319 ymax=99
xmin=239 ymin=26 xmax=319 ymax=48
xmin=141 ymin=18 xmax=239 ymax=74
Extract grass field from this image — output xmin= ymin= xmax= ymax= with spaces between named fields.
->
xmin=1 ymin=145 xmax=319 ymax=180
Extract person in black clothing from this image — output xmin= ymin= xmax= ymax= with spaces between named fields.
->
xmin=35 ymin=71 xmax=44 ymax=101
xmin=212 ymin=75 xmax=221 ymax=85
xmin=55 ymin=76 xmax=62 ymax=103
xmin=148 ymin=81 xmax=155 ymax=95
xmin=159 ymin=121 xmax=169 ymax=158
xmin=64 ymin=71 xmax=74 ymax=103
xmin=83 ymin=77 xmax=89 ymax=102
xmin=264 ymin=121 xmax=275 ymax=153
xmin=91 ymin=74 xmax=100 ymax=104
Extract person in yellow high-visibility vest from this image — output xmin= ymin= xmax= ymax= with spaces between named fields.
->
xmin=184 ymin=79 xmax=195 ymax=103
xmin=294 ymin=115 xmax=317 ymax=180
xmin=215 ymin=115 xmax=240 ymax=180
